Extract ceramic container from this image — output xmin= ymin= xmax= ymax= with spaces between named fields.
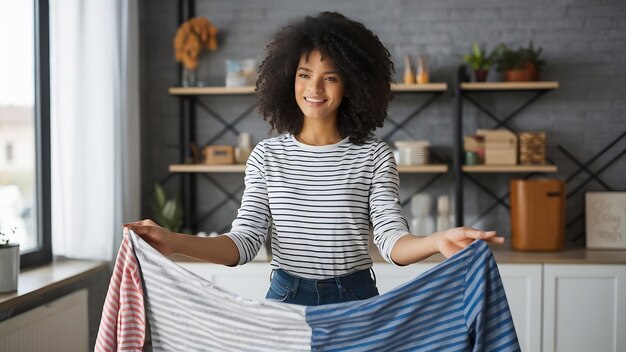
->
xmin=0 ymin=244 xmax=19 ymax=293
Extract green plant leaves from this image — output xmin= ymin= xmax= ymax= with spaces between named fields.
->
xmin=461 ymin=42 xmax=494 ymax=70
xmin=493 ymin=41 xmax=545 ymax=72
xmin=463 ymin=41 xmax=545 ymax=73
xmin=154 ymin=183 xmax=167 ymax=208
xmin=151 ymin=183 xmax=184 ymax=233
xmin=472 ymin=43 xmax=482 ymax=59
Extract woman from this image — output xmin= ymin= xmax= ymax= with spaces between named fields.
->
xmin=125 ymin=11 xmax=503 ymax=306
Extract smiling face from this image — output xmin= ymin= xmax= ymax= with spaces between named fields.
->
xmin=294 ymin=49 xmax=345 ymax=122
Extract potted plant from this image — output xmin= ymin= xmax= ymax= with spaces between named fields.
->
xmin=151 ymin=183 xmax=184 ymax=233
xmin=493 ymin=42 xmax=545 ymax=82
xmin=0 ymin=227 xmax=19 ymax=293
xmin=462 ymin=43 xmax=496 ymax=82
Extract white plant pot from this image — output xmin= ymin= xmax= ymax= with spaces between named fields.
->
xmin=0 ymin=244 xmax=19 ymax=293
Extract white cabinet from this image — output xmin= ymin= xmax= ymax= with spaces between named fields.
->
xmin=542 ymin=264 xmax=626 ymax=352
xmin=372 ymin=262 xmax=436 ymax=294
xmin=178 ymin=262 xmax=272 ymax=300
xmin=499 ymin=264 xmax=543 ymax=352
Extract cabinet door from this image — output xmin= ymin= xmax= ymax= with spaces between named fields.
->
xmin=178 ymin=262 xmax=272 ymax=301
xmin=543 ymin=264 xmax=626 ymax=352
xmin=499 ymin=264 xmax=543 ymax=352
xmin=372 ymin=263 xmax=436 ymax=294
xmin=181 ymin=262 xmax=438 ymax=300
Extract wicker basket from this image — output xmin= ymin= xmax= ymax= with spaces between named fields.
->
xmin=518 ymin=132 xmax=546 ymax=165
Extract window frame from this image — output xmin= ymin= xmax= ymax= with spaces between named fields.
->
xmin=21 ymin=0 xmax=51 ymax=268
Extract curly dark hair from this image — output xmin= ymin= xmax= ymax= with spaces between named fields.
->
xmin=256 ymin=11 xmax=395 ymax=145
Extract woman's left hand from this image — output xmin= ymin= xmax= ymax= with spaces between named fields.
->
xmin=435 ymin=227 xmax=504 ymax=258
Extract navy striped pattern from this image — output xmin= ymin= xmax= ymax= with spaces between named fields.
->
xmin=305 ymin=239 xmax=520 ymax=351
xmin=225 ymin=134 xmax=410 ymax=279
xmin=129 ymin=231 xmax=312 ymax=351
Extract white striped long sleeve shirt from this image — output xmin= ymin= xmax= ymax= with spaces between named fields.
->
xmin=225 ymin=134 xmax=410 ymax=279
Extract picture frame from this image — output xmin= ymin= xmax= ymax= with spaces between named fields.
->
xmin=585 ymin=191 xmax=626 ymax=250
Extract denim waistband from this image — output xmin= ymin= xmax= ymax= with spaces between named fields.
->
xmin=271 ymin=268 xmax=375 ymax=292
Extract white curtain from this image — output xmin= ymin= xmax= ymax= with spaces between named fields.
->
xmin=50 ymin=0 xmax=140 ymax=260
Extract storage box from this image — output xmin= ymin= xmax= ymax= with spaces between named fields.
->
xmin=519 ymin=132 xmax=546 ymax=165
xmin=203 ymin=145 xmax=235 ymax=164
xmin=477 ymin=129 xmax=518 ymax=164
xmin=510 ymin=179 xmax=566 ymax=251
xmin=225 ymin=59 xmax=256 ymax=87
xmin=463 ymin=135 xmax=480 ymax=152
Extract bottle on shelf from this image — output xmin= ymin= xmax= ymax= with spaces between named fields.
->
xmin=436 ymin=195 xmax=451 ymax=232
xmin=403 ymin=54 xmax=416 ymax=84
xmin=416 ymin=54 xmax=429 ymax=84
xmin=410 ymin=193 xmax=435 ymax=236
xmin=235 ymin=132 xmax=253 ymax=164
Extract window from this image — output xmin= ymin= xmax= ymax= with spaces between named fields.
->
xmin=0 ymin=0 xmax=51 ymax=268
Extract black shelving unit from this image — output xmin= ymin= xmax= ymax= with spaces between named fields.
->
xmin=452 ymin=65 xmax=560 ymax=227
xmin=169 ymin=0 xmax=563 ymax=233
xmin=169 ymin=85 xmax=449 ymax=233
xmin=172 ymin=88 xmax=256 ymax=232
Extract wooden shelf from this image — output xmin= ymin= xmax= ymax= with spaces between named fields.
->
xmin=460 ymin=81 xmax=559 ymax=91
xmin=170 ymin=163 xmax=448 ymax=174
xmin=169 ymin=83 xmax=448 ymax=96
xmin=391 ymin=83 xmax=448 ymax=92
xmin=462 ymin=164 xmax=557 ymax=173
xmin=398 ymin=164 xmax=448 ymax=173
xmin=169 ymin=86 xmax=256 ymax=95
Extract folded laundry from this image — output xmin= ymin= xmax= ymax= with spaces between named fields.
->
xmin=96 ymin=229 xmax=520 ymax=351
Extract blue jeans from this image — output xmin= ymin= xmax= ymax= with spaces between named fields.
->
xmin=265 ymin=268 xmax=379 ymax=306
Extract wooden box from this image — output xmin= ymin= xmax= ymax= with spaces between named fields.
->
xmin=477 ymin=129 xmax=518 ymax=165
xmin=203 ymin=145 xmax=235 ymax=164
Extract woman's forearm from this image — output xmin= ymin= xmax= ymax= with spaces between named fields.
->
xmin=172 ymin=233 xmax=240 ymax=266
xmin=390 ymin=233 xmax=441 ymax=266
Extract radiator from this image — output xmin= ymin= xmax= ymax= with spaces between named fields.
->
xmin=0 ymin=289 xmax=88 ymax=352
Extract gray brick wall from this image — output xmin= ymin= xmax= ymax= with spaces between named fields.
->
xmin=139 ymin=0 xmax=626 ymax=245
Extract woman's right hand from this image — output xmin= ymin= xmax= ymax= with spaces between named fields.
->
xmin=124 ymin=219 xmax=179 ymax=256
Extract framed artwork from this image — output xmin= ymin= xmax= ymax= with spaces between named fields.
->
xmin=585 ymin=192 xmax=626 ymax=250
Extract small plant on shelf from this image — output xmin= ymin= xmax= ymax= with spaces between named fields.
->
xmin=462 ymin=43 xmax=496 ymax=82
xmin=0 ymin=227 xmax=17 ymax=247
xmin=493 ymin=42 xmax=545 ymax=82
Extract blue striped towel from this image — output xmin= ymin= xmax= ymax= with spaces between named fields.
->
xmin=128 ymin=231 xmax=520 ymax=351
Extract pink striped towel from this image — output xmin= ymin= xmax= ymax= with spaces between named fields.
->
xmin=95 ymin=229 xmax=146 ymax=351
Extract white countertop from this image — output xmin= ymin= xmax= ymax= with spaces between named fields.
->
xmin=171 ymin=244 xmax=626 ymax=265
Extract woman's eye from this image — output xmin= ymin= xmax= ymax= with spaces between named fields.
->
xmin=298 ymin=73 xmax=309 ymax=78
xmin=325 ymin=76 xmax=337 ymax=82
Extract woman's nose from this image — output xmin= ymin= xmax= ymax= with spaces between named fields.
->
xmin=308 ymin=79 xmax=324 ymax=94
